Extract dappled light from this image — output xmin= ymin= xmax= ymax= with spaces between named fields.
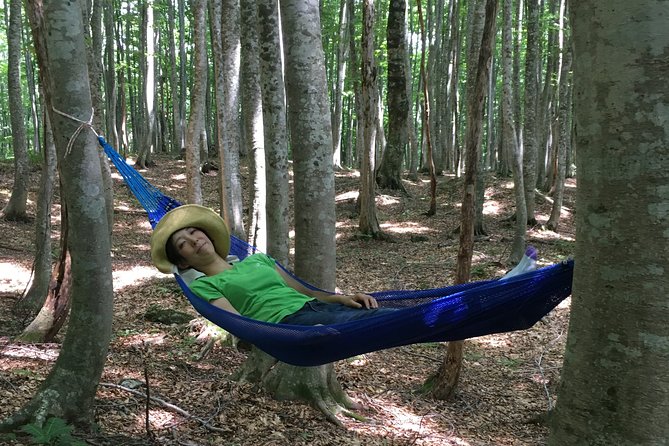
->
xmin=380 ymin=221 xmax=432 ymax=235
xmin=0 ymin=343 xmax=60 ymax=363
xmin=346 ymin=396 xmax=472 ymax=445
xmin=136 ymin=409 xmax=179 ymax=431
xmin=0 ymin=262 xmax=31 ymax=293
xmin=115 ymin=332 xmax=168 ymax=348
xmin=113 ymin=265 xmax=165 ymax=291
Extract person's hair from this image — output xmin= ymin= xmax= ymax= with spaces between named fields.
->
xmin=165 ymin=227 xmax=214 ymax=268
xmin=165 ymin=234 xmax=185 ymax=267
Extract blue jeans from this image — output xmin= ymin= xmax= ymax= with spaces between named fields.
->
xmin=280 ymin=300 xmax=397 ymax=325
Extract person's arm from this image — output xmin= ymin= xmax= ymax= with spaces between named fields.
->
xmin=210 ymin=296 xmax=241 ymax=315
xmin=274 ymin=265 xmax=379 ymax=309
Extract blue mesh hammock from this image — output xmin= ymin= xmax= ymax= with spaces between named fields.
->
xmin=100 ymin=136 xmax=573 ymax=367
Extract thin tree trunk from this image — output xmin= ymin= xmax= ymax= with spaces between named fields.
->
xmin=18 ymin=112 xmax=57 ymax=313
xmin=331 ymin=0 xmax=349 ymax=170
xmin=428 ymin=0 xmax=498 ymax=400
xmin=546 ymin=40 xmax=571 ymax=231
xmin=417 ymin=0 xmax=437 ymax=215
xmin=241 ymin=0 xmax=267 ymax=251
xmin=220 ymin=0 xmax=246 ymax=238
xmin=185 ymin=0 xmax=206 ymax=205
xmin=358 ymin=0 xmax=383 ymax=238
xmin=3 ymin=0 xmax=30 ymax=221
xmin=523 ymin=0 xmax=540 ymax=225
xmin=257 ymin=0 xmax=290 ymax=266
xmin=503 ymin=0 xmax=526 ymax=264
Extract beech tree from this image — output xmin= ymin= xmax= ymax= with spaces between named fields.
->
xmin=1 ymin=0 xmax=113 ymax=430
xmin=549 ymin=1 xmax=669 ymax=443
xmin=2 ymin=0 xmax=30 ymax=221
xmin=257 ymin=0 xmax=290 ymax=266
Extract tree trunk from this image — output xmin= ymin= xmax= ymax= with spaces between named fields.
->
xmin=281 ymin=0 xmax=337 ymax=288
xmin=137 ymin=0 xmax=156 ymax=169
xmin=427 ymin=0 xmax=498 ymax=401
xmin=546 ymin=39 xmax=571 ymax=232
xmin=219 ymin=0 xmax=246 ymax=238
xmin=177 ymin=0 xmax=186 ymax=153
xmin=549 ymin=2 xmax=669 ymax=443
xmin=257 ymin=0 xmax=290 ymax=266
xmin=503 ymin=0 xmax=526 ymax=264
xmin=3 ymin=0 xmax=30 ymax=222
xmin=17 ymin=221 xmax=72 ymax=344
xmin=331 ymin=0 xmax=349 ymax=170
xmin=377 ymin=0 xmax=409 ymax=192
xmin=185 ymin=0 xmax=206 ymax=205
xmin=241 ymin=0 xmax=267 ymax=252
xmin=417 ymin=0 xmax=437 ymax=215
xmin=2 ymin=0 xmax=114 ymax=431
xmin=236 ymin=349 xmax=362 ymax=426
xmin=103 ymin=0 xmax=118 ymax=149
xmin=522 ymin=0 xmax=540 ymax=225
xmin=358 ymin=0 xmax=383 ymax=238
xmin=17 ymin=113 xmax=57 ymax=313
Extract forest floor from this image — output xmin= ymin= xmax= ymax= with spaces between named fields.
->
xmin=0 ymin=153 xmax=576 ymax=446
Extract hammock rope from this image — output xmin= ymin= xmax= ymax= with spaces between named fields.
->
xmin=99 ymin=136 xmax=574 ymax=367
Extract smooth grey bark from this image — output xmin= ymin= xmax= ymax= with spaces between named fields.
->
xmin=240 ymin=0 xmax=267 ymax=251
xmin=503 ymin=0 xmax=526 ymax=264
xmin=166 ymin=0 xmax=178 ymax=153
xmin=177 ymin=0 xmax=186 ymax=153
xmin=19 ymin=114 xmax=57 ymax=312
xmin=220 ymin=0 xmax=246 ymax=238
xmin=358 ymin=0 xmax=383 ymax=237
xmin=546 ymin=36 xmax=571 ymax=232
xmin=280 ymin=0 xmax=337 ymax=289
xmin=2 ymin=0 xmax=113 ymax=429
xmin=331 ymin=0 xmax=349 ymax=170
xmin=103 ymin=0 xmax=118 ymax=150
xmin=377 ymin=0 xmax=409 ymax=192
xmin=346 ymin=0 xmax=361 ymax=169
xmin=185 ymin=0 xmax=205 ymax=205
xmin=257 ymin=0 xmax=290 ymax=265
xmin=549 ymin=2 xmax=669 ymax=444
xmin=522 ymin=0 xmax=540 ymax=225
xmin=137 ymin=0 xmax=156 ymax=168
xmin=3 ymin=0 xmax=30 ymax=221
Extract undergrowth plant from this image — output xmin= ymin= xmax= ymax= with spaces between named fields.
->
xmin=20 ymin=417 xmax=86 ymax=446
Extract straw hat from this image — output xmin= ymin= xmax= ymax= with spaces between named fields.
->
xmin=150 ymin=204 xmax=230 ymax=273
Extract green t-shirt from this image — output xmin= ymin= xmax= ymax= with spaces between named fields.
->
xmin=189 ymin=253 xmax=313 ymax=323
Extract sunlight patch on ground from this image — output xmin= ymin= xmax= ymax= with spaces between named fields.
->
xmin=336 ymin=190 xmax=358 ymax=202
xmin=116 ymin=333 xmax=168 ymax=348
xmin=530 ymin=223 xmax=575 ymax=242
xmin=113 ymin=266 xmax=166 ymax=291
xmin=0 ymin=343 xmax=60 ymax=363
xmin=0 ymin=262 xmax=31 ymax=294
xmin=346 ymin=396 xmax=471 ymax=446
xmin=380 ymin=221 xmax=432 ymax=235
xmin=134 ymin=409 xmax=179 ymax=431
xmin=471 ymin=334 xmax=511 ymax=349
xmin=483 ymin=200 xmax=503 ymax=216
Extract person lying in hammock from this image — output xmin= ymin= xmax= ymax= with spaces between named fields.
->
xmin=149 ymin=204 xmax=398 ymax=325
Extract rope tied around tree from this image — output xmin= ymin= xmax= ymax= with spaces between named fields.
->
xmin=51 ymin=106 xmax=98 ymax=155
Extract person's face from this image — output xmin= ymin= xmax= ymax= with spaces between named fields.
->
xmin=169 ymin=227 xmax=216 ymax=269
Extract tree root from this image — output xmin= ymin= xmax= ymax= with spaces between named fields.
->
xmin=236 ymin=348 xmax=366 ymax=426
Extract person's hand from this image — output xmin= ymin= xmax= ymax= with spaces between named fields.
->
xmin=338 ymin=293 xmax=379 ymax=309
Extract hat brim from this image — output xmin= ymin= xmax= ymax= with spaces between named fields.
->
xmin=150 ymin=204 xmax=230 ymax=273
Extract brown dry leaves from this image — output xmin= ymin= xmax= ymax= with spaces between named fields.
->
xmin=0 ymin=156 xmax=575 ymax=445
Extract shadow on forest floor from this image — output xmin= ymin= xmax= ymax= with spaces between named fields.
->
xmin=0 ymin=156 xmax=575 ymax=445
